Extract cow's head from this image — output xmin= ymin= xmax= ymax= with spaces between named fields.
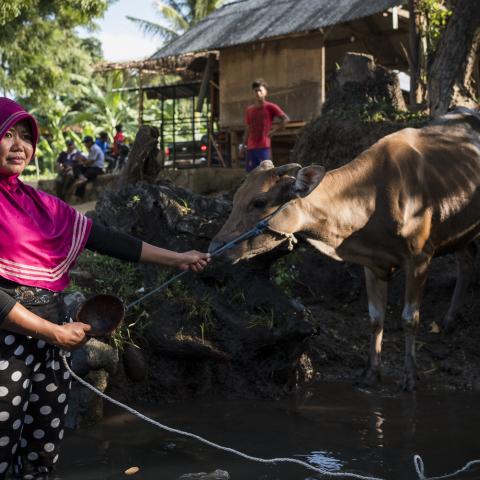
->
xmin=209 ymin=160 xmax=326 ymax=263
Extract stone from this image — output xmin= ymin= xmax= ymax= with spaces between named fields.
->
xmin=336 ymin=52 xmax=375 ymax=88
xmin=177 ymin=470 xmax=230 ymax=480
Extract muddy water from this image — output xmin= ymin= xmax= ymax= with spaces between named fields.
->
xmin=58 ymin=383 xmax=480 ymax=480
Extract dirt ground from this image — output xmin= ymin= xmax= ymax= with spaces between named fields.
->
xmin=291 ymin=244 xmax=480 ymax=392
xmin=102 ymin=239 xmax=480 ymax=405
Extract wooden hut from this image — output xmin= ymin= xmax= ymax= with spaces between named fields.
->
xmin=152 ymin=0 xmax=410 ymax=166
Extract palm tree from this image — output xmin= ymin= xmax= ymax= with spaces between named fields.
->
xmin=127 ymin=0 xmax=223 ymax=44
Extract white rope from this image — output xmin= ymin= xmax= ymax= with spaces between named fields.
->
xmin=413 ymin=454 xmax=480 ymax=480
xmin=61 ymin=354 xmax=383 ymax=480
xmin=62 ymin=354 xmax=480 ymax=480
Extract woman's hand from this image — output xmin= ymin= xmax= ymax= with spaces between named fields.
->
xmin=175 ymin=250 xmax=211 ymax=272
xmin=140 ymin=243 xmax=211 ymax=272
xmin=52 ymin=322 xmax=92 ymax=351
xmin=4 ymin=303 xmax=91 ymax=351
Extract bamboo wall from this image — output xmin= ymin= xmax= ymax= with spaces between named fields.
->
xmin=219 ymin=32 xmax=325 ymax=128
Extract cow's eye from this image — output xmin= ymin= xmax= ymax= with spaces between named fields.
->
xmin=252 ymin=198 xmax=267 ymax=209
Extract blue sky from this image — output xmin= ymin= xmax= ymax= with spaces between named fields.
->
xmin=90 ymin=0 xmax=163 ymax=61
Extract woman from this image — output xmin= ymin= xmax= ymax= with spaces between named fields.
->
xmin=0 ymin=98 xmax=210 ymax=479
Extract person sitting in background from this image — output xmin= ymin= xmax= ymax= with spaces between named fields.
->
xmin=95 ymin=131 xmax=109 ymax=154
xmin=54 ymin=139 xmax=79 ymax=200
xmin=72 ymin=135 xmax=105 ymax=200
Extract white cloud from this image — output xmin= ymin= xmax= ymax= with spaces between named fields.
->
xmin=99 ymin=32 xmax=160 ymax=62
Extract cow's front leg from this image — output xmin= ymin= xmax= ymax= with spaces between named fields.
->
xmin=441 ymin=242 xmax=477 ymax=331
xmin=401 ymin=255 xmax=431 ymax=391
xmin=360 ymin=267 xmax=388 ymax=386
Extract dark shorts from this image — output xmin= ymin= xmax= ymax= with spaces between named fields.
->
xmin=246 ymin=148 xmax=271 ymax=172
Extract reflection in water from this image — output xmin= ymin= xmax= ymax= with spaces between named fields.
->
xmin=59 ymin=383 xmax=480 ymax=480
xmin=374 ymin=410 xmax=384 ymax=448
xmin=302 ymin=450 xmax=344 ymax=471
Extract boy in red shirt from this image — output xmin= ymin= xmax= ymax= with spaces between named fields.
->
xmin=240 ymin=79 xmax=289 ymax=172
xmin=112 ymin=124 xmax=125 ymax=157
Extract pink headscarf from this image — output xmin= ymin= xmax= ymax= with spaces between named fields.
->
xmin=0 ymin=98 xmax=92 ymax=291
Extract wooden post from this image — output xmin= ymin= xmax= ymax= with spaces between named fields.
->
xmin=320 ymin=41 xmax=326 ymax=105
xmin=210 ymin=134 xmax=226 ymax=167
xmin=191 ymin=95 xmax=196 ymax=165
xmin=196 ymin=53 xmax=216 ymax=112
xmin=173 ymin=89 xmax=176 ymax=167
xmin=138 ymin=68 xmax=144 ymax=127
xmin=207 ymin=105 xmax=213 ymax=167
xmin=230 ymin=130 xmax=240 ymax=168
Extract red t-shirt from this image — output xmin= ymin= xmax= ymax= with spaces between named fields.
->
xmin=245 ymin=101 xmax=286 ymax=149
xmin=112 ymin=131 xmax=125 ymax=155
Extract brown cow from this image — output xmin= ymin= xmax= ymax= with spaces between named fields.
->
xmin=209 ymin=108 xmax=480 ymax=391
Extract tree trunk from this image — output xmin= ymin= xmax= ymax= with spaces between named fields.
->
xmin=119 ymin=125 xmax=161 ymax=185
xmin=428 ymin=0 xmax=480 ymax=117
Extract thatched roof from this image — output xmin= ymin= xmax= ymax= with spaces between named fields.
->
xmin=94 ymin=52 xmax=206 ymax=73
xmin=152 ymin=0 xmax=407 ymax=59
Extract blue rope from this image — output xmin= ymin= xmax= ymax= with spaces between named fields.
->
xmin=125 ymin=215 xmax=272 ymax=311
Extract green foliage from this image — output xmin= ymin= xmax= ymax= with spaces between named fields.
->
xmin=77 ymin=71 xmax=138 ymax=138
xmin=128 ymin=0 xmax=224 ymax=44
xmin=0 ymin=0 xmax=117 ymax=172
xmin=68 ymin=250 xmax=149 ymax=351
xmin=418 ymin=0 xmax=452 ymax=53
xmin=70 ymin=250 xmax=143 ymax=302
xmin=0 ymin=1 xmax=108 ymax=108
xmin=164 ymin=280 xmax=214 ymax=342
xmin=0 ymin=1 xmax=107 ymax=29
xmin=360 ymin=103 xmax=429 ymax=125
xmin=228 ymin=288 xmax=246 ymax=307
xmin=111 ymin=310 xmax=149 ymax=352
xmin=32 ymin=100 xmax=91 ymax=172
xmin=271 ymin=253 xmax=300 ymax=295
xmin=248 ymin=308 xmax=275 ymax=330
xmin=30 ymin=70 xmax=141 ymax=171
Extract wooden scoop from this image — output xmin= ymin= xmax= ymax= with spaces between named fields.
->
xmin=76 ymin=294 xmax=124 ymax=337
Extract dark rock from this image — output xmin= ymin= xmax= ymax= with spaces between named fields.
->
xmin=123 ymin=343 xmax=148 ymax=381
xmin=94 ymin=179 xmax=316 ymax=401
xmin=83 ymin=338 xmax=119 ymax=375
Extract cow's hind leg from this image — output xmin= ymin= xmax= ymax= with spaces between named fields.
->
xmin=441 ymin=242 xmax=477 ymax=332
xmin=401 ymin=254 xmax=432 ymax=391
xmin=360 ymin=267 xmax=388 ymax=386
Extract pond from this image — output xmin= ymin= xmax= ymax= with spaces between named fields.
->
xmin=58 ymin=382 xmax=480 ymax=480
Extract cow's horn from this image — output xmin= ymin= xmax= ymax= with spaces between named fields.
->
xmin=275 ymin=163 xmax=302 ymax=177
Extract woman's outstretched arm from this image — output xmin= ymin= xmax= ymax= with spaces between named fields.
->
xmin=140 ymin=243 xmax=210 ymax=272
xmin=86 ymin=222 xmax=210 ymax=272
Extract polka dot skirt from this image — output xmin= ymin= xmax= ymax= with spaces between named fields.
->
xmin=0 ymin=299 xmax=72 ymax=479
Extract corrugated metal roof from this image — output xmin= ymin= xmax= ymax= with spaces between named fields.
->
xmin=152 ymin=0 xmax=406 ymax=59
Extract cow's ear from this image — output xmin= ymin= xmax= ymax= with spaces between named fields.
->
xmin=292 ymin=166 xmax=326 ymax=197
xmin=258 ymin=160 xmax=274 ymax=170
